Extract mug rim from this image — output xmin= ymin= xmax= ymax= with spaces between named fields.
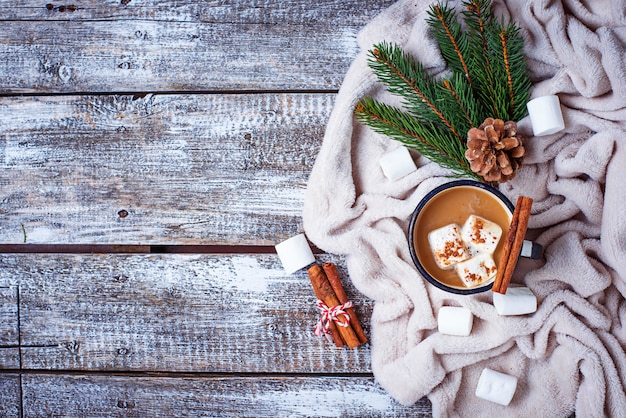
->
xmin=407 ymin=179 xmax=515 ymax=295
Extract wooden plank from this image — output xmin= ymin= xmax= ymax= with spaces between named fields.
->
xmin=0 ymin=374 xmax=21 ymax=417
xmin=0 ymin=348 xmax=21 ymax=369
xmin=0 ymin=20 xmax=351 ymax=93
xmin=0 ymin=285 xmax=20 ymax=369
xmin=0 ymin=93 xmax=331 ymax=245
xmin=0 ymin=0 xmax=395 ymax=93
xmin=0 ymin=285 xmax=19 ymax=345
xmin=22 ymin=374 xmax=432 ymax=417
xmin=10 ymin=253 xmax=374 ymax=373
xmin=6 ymin=0 xmax=394 ymax=24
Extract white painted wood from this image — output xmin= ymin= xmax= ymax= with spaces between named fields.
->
xmin=0 ymin=93 xmax=332 ymax=245
xmin=8 ymin=253 xmax=373 ymax=373
xmin=0 ymin=374 xmax=21 ymax=417
xmin=0 ymin=0 xmax=394 ymax=93
xmin=6 ymin=0 xmax=394 ymax=24
xmin=22 ymin=374 xmax=432 ymax=417
xmin=0 ymin=20 xmax=351 ymax=92
xmin=0 ymin=285 xmax=20 ymax=369
xmin=0 ymin=285 xmax=18 ymax=345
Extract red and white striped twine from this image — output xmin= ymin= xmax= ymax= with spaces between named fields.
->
xmin=314 ymin=299 xmax=353 ymax=341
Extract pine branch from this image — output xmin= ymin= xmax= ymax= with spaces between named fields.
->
xmin=367 ymin=43 xmax=463 ymax=140
xmin=463 ymin=0 xmax=492 ymax=39
xmin=427 ymin=2 xmax=473 ymax=85
xmin=462 ymin=0 xmax=498 ymax=116
xmin=355 ymin=98 xmax=478 ymax=179
xmin=487 ymin=19 xmax=531 ymax=121
xmin=461 ymin=2 xmax=531 ymax=121
xmin=353 ymin=0 xmax=531 ymax=183
xmin=437 ymin=72 xmax=482 ymax=131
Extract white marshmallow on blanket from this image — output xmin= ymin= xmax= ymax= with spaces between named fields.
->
xmin=274 ymin=233 xmax=316 ymax=274
xmin=492 ymin=286 xmax=538 ymax=316
xmin=378 ymin=146 xmax=417 ymax=181
xmin=475 ymin=368 xmax=518 ymax=406
xmin=437 ymin=306 xmax=473 ymax=336
xmin=526 ymin=95 xmax=565 ymax=136
xmin=461 ymin=215 xmax=503 ymax=255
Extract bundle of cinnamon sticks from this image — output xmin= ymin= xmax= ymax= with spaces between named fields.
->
xmin=492 ymin=196 xmax=533 ymax=294
xmin=307 ymin=262 xmax=368 ymax=349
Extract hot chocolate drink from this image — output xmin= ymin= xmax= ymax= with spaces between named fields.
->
xmin=412 ymin=185 xmax=512 ymax=290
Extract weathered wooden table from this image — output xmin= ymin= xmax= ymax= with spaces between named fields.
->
xmin=0 ymin=1 xmax=433 ymax=416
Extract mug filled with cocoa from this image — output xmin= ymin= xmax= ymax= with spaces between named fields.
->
xmin=408 ymin=180 xmax=541 ymax=295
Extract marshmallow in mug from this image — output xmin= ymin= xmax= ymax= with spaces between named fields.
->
xmin=475 ymin=368 xmax=518 ymax=406
xmin=437 ymin=306 xmax=474 ymax=336
xmin=526 ymin=95 xmax=565 ymax=136
xmin=379 ymin=146 xmax=417 ymax=181
xmin=461 ymin=215 xmax=502 ymax=256
xmin=427 ymin=223 xmax=470 ymax=269
xmin=455 ymin=252 xmax=497 ymax=288
xmin=275 ymin=233 xmax=316 ymax=274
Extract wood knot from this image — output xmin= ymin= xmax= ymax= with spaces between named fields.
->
xmin=117 ymin=209 xmax=129 ymax=218
xmin=117 ymin=400 xmax=135 ymax=409
xmin=45 ymin=4 xmax=77 ymax=12
xmin=65 ymin=341 xmax=80 ymax=354
xmin=58 ymin=65 xmax=71 ymax=82
xmin=116 ymin=347 xmax=130 ymax=356
xmin=113 ymin=274 xmax=129 ymax=283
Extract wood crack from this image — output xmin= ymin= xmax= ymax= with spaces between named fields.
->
xmin=0 ymin=89 xmax=339 ymax=98
xmin=14 ymin=370 xmax=376 ymax=379
xmin=0 ymin=244 xmax=323 ymax=255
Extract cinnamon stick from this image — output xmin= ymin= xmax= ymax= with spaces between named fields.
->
xmin=492 ymin=196 xmax=533 ymax=294
xmin=307 ymin=264 xmax=361 ymax=349
xmin=322 ymin=262 xmax=368 ymax=344
xmin=307 ymin=264 xmax=344 ymax=348
xmin=327 ymin=317 xmax=346 ymax=348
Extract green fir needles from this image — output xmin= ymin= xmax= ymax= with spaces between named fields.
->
xmin=355 ymin=0 xmax=531 ymax=181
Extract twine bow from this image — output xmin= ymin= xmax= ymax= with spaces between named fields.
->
xmin=314 ymin=299 xmax=353 ymax=341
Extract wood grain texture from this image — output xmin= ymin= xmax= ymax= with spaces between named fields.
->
xmin=0 ymin=285 xmax=20 ymax=369
xmin=0 ymin=0 xmax=394 ymax=93
xmin=0 ymin=374 xmax=21 ymax=418
xmin=5 ymin=0 xmax=394 ymax=24
xmin=0 ymin=347 xmax=20 ymax=370
xmin=7 ymin=253 xmax=374 ymax=373
xmin=0 ymin=285 xmax=19 ymax=345
xmin=22 ymin=374 xmax=432 ymax=417
xmin=0 ymin=93 xmax=332 ymax=245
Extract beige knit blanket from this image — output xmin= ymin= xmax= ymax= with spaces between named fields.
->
xmin=303 ymin=0 xmax=626 ymax=416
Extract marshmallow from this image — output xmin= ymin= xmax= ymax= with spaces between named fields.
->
xmin=437 ymin=306 xmax=473 ymax=336
xmin=428 ymin=224 xmax=470 ymax=269
xmin=461 ymin=215 xmax=503 ymax=255
xmin=454 ymin=253 xmax=497 ymax=287
xmin=527 ymin=95 xmax=565 ymax=136
xmin=492 ymin=286 xmax=537 ymax=316
xmin=379 ymin=146 xmax=417 ymax=181
xmin=475 ymin=368 xmax=518 ymax=406
xmin=275 ymin=234 xmax=316 ymax=274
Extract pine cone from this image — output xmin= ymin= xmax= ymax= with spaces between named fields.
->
xmin=465 ymin=118 xmax=525 ymax=183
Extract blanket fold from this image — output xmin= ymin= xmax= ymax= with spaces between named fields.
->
xmin=303 ymin=0 xmax=626 ymax=416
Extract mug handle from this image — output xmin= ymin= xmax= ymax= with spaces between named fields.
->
xmin=521 ymin=240 xmax=543 ymax=259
